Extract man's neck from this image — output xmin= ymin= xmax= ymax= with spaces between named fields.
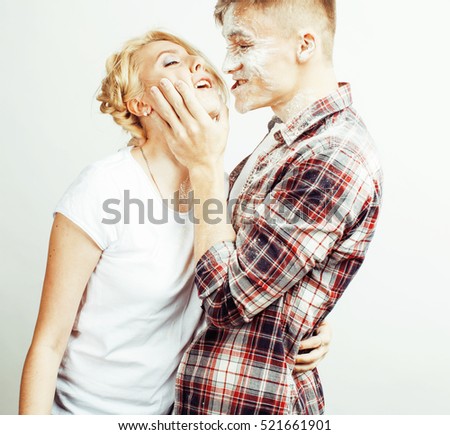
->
xmin=272 ymin=65 xmax=338 ymax=123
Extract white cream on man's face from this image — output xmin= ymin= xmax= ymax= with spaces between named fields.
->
xmin=222 ymin=6 xmax=302 ymax=117
xmin=222 ymin=6 xmax=277 ymax=113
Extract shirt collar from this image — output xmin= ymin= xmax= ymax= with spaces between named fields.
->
xmin=267 ymin=116 xmax=283 ymax=132
xmin=274 ymin=82 xmax=353 ymax=146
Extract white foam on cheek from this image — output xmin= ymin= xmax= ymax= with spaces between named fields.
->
xmin=222 ymin=6 xmax=276 ymax=87
xmin=222 ymin=6 xmax=242 ymax=72
xmin=236 ymin=36 xmax=277 ymax=87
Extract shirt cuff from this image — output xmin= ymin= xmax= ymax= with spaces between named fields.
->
xmin=195 ymin=240 xmax=236 ymax=299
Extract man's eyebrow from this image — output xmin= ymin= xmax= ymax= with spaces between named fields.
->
xmin=226 ymin=30 xmax=253 ymax=40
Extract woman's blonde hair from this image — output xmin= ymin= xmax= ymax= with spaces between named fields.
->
xmin=97 ymin=30 xmax=228 ymax=139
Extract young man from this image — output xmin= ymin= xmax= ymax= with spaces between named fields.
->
xmin=150 ymin=0 xmax=382 ymax=414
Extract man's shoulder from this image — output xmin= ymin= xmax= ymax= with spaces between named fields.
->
xmin=293 ymin=107 xmax=382 ymax=183
xmin=280 ymin=109 xmax=382 ymax=205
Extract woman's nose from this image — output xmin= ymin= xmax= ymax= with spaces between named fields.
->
xmin=191 ymin=55 xmax=205 ymax=73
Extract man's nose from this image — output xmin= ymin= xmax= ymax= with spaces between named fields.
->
xmin=222 ymin=52 xmax=241 ymax=75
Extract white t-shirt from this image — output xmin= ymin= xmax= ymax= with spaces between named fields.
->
xmin=52 ymin=146 xmax=204 ymax=415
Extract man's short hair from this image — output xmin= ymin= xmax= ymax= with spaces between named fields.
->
xmin=214 ymin=0 xmax=336 ymax=60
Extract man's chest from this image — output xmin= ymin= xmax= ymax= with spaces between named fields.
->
xmin=229 ymin=140 xmax=315 ymax=227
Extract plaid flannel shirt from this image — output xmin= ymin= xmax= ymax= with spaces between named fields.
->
xmin=174 ymin=83 xmax=383 ymax=415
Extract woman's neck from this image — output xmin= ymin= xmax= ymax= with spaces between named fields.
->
xmin=132 ymin=133 xmax=190 ymax=199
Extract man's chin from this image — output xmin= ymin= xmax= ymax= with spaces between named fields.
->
xmin=234 ymin=99 xmax=255 ymax=114
xmin=235 ymin=106 xmax=249 ymax=114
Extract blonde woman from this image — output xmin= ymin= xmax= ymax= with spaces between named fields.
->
xmin=19 ymin=30 xmax=331 ymax=415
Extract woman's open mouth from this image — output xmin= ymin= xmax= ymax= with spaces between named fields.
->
xmin=194 ymin=78 xmax=212 ymax=89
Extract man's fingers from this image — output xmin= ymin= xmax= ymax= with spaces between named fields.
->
xmin=150 ymin=110 xmax=171 ymax=133
xmin=293 ymin=355 xmax=326 ymax=374
xmin=294 ymin=322 xmax=331 ymax=374
xmin=299 ymin=322 xmax=332 ymax=351
xmin=149 ymin=86 xmax=183 ymax=131
xmin=159 ymin=79 xmax=195 ymax=125
xmin=150 ymin=111 xmax=178 ymax=147
xmin=174 ymin=80 xmax=210 ymax=123
xmin=316 ymin=321 xmax=332 ymax=345
xmin=299 ymin=335 xmax=323 ymax=351
xmin=295 ymin=347 xmax=325 ymax=365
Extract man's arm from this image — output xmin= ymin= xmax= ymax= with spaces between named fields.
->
xmin=194 ymin=150 xmax=373 ymax=328
xmin=147 ymin=79 xmax=235 ymax=261
xmin=189 ymin=162 xmax=236 ymax=262
xmin=149 ymin=79 xmax=374 ymax=331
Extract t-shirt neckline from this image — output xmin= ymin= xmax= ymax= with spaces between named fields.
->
xmin=126 ymin=145 xmax=192 ymax=217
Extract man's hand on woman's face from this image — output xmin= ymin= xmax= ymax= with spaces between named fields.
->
xmin=148 ymin=78 xmax=229 ymax=171
xmin=294 ymin=322 xmax=332 ymax=373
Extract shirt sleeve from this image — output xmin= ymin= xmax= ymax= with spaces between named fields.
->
xmin=224 ymin=172 xmax=230 ymax=191
xmin=54 ymin=164 xmax=119 ymax=250
xmin=195 ymin=147 xmax=375 ymax=328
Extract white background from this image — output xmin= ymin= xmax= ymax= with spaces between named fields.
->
xmin=1 ymin=0 xmax=449 ymax=415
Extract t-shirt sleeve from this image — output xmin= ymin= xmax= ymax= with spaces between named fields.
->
xmin=54 ymin=164 xmax=119 ymax=250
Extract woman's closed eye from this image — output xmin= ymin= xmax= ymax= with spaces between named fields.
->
xmin=163 ymin=56 xmax=180 ymax=67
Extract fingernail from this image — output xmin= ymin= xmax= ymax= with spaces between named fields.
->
xmin=150 ymin=86 xmax=158 ymax=94
xmin=160 ymin=78 xmax=169 ymax=87
xmin=175 ymin=80 xmax=184 ymax=88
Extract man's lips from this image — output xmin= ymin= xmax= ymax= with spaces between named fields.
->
xmin=231 ymin=79 xmax=249 ymax=91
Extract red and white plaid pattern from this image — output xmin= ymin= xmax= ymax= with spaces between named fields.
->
xmin=174 ymin=83 xmax=383 ymax=415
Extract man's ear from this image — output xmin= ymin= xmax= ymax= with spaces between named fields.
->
xmin=126 ymin=99 xmax=152 ymax=117
xmin=297 ymin=33 xmax=316 ymax=63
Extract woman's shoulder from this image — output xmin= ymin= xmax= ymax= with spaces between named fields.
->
xmin=55 ymin=147 xmax=132 ymax=249
xmin=80 ymin=146 xmax=131 ymax=179
xmin=60 ymin=147 xmax=132 ymax=200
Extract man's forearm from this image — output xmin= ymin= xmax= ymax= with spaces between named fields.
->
xmin=190 ymin=162 xmax=236 ymax=262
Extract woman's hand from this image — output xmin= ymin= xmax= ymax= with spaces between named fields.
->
xmin=294 ymin=322 xmax=332 ymax=373
xmin=148 ymin=78 xmax=229 ymax=171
